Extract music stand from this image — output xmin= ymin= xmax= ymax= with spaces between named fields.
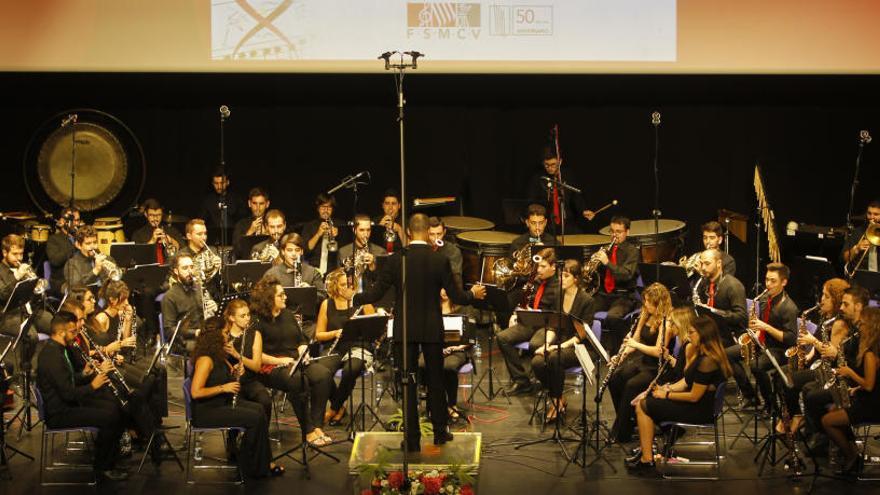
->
xmin=122 ymin=264 xmax=170 ymax=294
xmin=0 ymin=313 xmax=36 ymax=473
xmin=638 ymin=262 xmax=691 ymax=304
xmin=110 ymin=243 xmax=157 ymax=268
xmin=223 ymin=260 xmax=272 ymax=292
xmin=2 ymin=279 xmax=37 ymax=314
xmin=337 ymin=313 xmax=389 ymax=442
xmin=2 ymin=279 xmax=40 ymax=437
xmin=787 ymin=256 xmax=836 ymax=311
xmin=466 ymin=284 xmax=512 ymax=403
xmin=284 ymin=287 xmax=318 ymax=321
xmin=853 ymin=269 xmax=880 ymax=300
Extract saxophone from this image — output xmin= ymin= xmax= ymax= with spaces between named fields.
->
xmin=809 ymin=316 xmax=838 ymax=385
xmin=824 ymin=331 xmax=857 ymax=409
xmin=740 ymin=289 xmax=769 ymax=363
xmin=343 ymin=243 xmax=371 ymax=292
xmin=785 ymin=303 xmax=820 ymax=372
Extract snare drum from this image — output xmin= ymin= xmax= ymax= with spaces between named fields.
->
xmin=456 ymin=230 xmax=518 ymax=285
xmin=29 ymin=224 xmax=51 ymax=242
xmin=600 ymin=219 xmax=686 ymax=263
xmin=441 ymin=216 xmax=495 ymax=236
xmin=94 ymin=216 xmax=126 ymax=256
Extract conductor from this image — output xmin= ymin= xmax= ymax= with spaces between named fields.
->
xmin=354 ymin=213 xmax=486 ymax=452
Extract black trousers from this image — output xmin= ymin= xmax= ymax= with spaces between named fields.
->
xmin=419 ymin=350 xmax=467 ymax=407
xmin=192 ymin=399 xmax=270 ymax=478
xmin=589 ymin=292 xmax=636 ymax=352
xmin=752 ymin=348 xmax=787 ymax=408
xmin=240 ymin=379 xmax=273 ymax=423
xmin=782 ymin=368 xmax=817 ymax=418
xmin=134 ymin=288 xmax=161 ymax=348
xmin=257 ymin=363 xmax=332 ymax=434
xmin=608 ymin=357 xmax=655 ymax=442
xmin=322 ymin=354 xmax=366 ymax=412
xmin=397 ymin=342 xmax=445 ymax=446
xmin=496 ymin=324 xmax=545 ymax=386
xmin=48 ymin=399 xmax=123 ymax=471
xmin=803 ymin=380 xmax=834 ymax=432
xmin=532 ymin=347 xmax=578 ymax=399
xmin=725 ymin=344 xmax=757 ymax=400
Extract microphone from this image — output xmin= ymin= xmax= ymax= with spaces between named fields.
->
xmin=651 ymin=111 xmax=661 ymax=126
xmin=220 ymin=105 xmax=231 ymax=119
xmin=404 ymin=51 xmax=424 ymax=68
xmin=860 ymin=130 xmax=872 ymax=145
xmin=61 ymin=114 xmax=78 ymax=128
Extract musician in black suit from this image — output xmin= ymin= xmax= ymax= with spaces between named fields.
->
xmin=353 ymin=213 xmax=486 ymax=452
xmin=692 ymin=249 xmax=755 ymax=406
xmin=45 ymin=206 xmax=82 ymax=295
xmin=589 ymin=216 xmax=640 ymax=351
xmin=526 ymin=145 xmax=593 ymax=234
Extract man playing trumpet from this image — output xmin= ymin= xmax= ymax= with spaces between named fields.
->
xmin=63 ymin=226 xmax=119 ymax=290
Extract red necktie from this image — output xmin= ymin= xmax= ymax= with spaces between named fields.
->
xmin=708 ymin=281 xmax=715 ymax=307
xmin=155 ymin=242 xmax=165 ymax=265
xmin=552 ymin=184 xmax=560 ymax=225
xmin=759 ymin=296 xmax=772 ymax=345
xmin=533 ymin=281 xmax=547 ymax=309
xmin=603 ymin=245 xmax=618 ymax=293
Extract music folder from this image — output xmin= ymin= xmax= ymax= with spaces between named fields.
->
xmin=340 ymin=313 xmax=389 ymax=344
xmin=110 ymin=242 xmax=157 ymax=268
xmin=284 ymin=286 xmax=318 ymax=320
xmin=2 ymin=278 xmax=38 ymax=314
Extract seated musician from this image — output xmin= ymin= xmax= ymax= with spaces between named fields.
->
xmin=842 ymin=199 xmax=880 ymax=273
xmin=161 ymin=254 xmax=217 ymax=347
xmin=780 ymin=278 xmax=850 ymax=437
xmin=428 ymin=217 xmax=463 ymax=282
xmin=607 ymin=283 xmax=673 ymax=444
xmin=62 ymin=225 xmax=118 ymax=290
xmin=508 ymin=203 xmax=556 ymax=257
xmin=314 ymin=268 xmax=376 ymax=426
xmin=531 ymin=259 xmax=594 ymax=422
xmin=0 ymin=234 xmax=52 ymax=346
xmin=302 ymin=193 xmax=342 ymax=275
xmin=526 ymin=145 xmax=593 ymax=234
xmin=589 ymin=215 xmax=640 ymax=351
xmin=682 ymin=221 xmax=735 ymax=277
xmin=179 ymin=218 xmax=222 ymax=300
xmin=628 ymin=316 xmax=732 ymax=475
xmin=496 ymin=247 xmax=558 ymax=396
xmin=37 ymin=311 xmax=129 ymax=481
xmin=747 ymin=262 xmax=799 ymax=414
xmin=337 ymin=214 xmax=387 ymax=296
xmin=232 ymin=187 xmax=271 ymax=258
xmin=46 ymin=206 xmax=82 ymax=294
xmin=130 ymin=198 xmax=184 ymax=263
xmin=372 ymin=189 xmax=407 ymax=253
xmin=249 ymin=276 xmax=334 ymax=447
xmin=821 ymin=306 xmax=880 ymax=476
xmin=190 ymin=316 xmax=284 ymax=478
xmin=692 ymin=249 xmax=753 ymax=408
xmin=250 ymin=209 xmax=287 ymax=263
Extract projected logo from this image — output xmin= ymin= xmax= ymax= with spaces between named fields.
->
xmin=212 ymin=0 xmax=304 ymax=60
xmin=407 ymin=3 xmax=481 ymax=40
xmin=489 ymin=5 xmax=553 ymax=36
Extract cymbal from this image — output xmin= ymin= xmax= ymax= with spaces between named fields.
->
xmin=163 ymin=213 xmax=190 ymax=224
xmin=1 ymin=211 xmax=37 ymax=221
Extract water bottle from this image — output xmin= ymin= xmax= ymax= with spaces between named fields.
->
xmin=375 ymin=380 xmax=383 ymax=404
xmin=473 ymin=342 xmax=482 ymax=364
xmin=573 ymin=374 xmax=584 ymax=395
xmin=193 ymin=433 xmax=203 ymax=461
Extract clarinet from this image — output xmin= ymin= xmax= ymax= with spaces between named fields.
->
xmin=73 ymin=336 xmax=130 ymax=408
xmin=596 ymin=318 xmax=639 ymax=401
xmin=231 ymin=322 xmax=250 ymax=408
xmin=79 ymin=330 xmax=134 ymax=396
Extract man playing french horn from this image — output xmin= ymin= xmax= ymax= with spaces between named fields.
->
xmin=62 ymin=225 xmax=120 ymax=290
xmin=251 ymin=209 xmax=287 ymax=263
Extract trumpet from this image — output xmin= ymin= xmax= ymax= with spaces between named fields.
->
xmin=581 ymin=236 xmax=617 ymax=295
xmin=325 ymin=218 xmax=338 ymax=253
xmin=844 ymin=222 xmax=880 ymax=278
xmin=15 ymin=262 xmax=49 ymax=295
xmin=89 ymin=250 xmax=122 ymax=281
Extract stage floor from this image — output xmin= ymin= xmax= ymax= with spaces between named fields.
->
xmin=2 ymin=338 xmax=877 ymax=494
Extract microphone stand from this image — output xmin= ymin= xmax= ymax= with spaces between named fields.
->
xmin=380 ymin=49 xmax=420 ymax=490
xmin=62 ymin=114 xmax=79 ymax=209
xmin=218 ymin=107 xmax=230 ymax=288
xmin=651 ymin=111 xmax=661 ymax=282
xmin=843 ymin=130 xmax=872 ymax=272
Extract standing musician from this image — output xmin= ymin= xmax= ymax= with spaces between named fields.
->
xmin=428 ymin=216 xmax=463 ymax=281
xmin=36 ymin=311 xmax=129 ymax=481
xmin=820 ymin=306 xmax=880 ymax=476
xmin=627 ymin=316 xmax=732 ymax=475
xmin=843 ymin=199 xmax=880 ymax=274
xmin=692 ymin=249 xmax=754 ymax=407
xmin=607 ymin=283 xmax=673 ymax=444
xmin=353 ymin=213 xmax=486 ymax=452
xmin=526 ymin=145 xmax=594 ymax=234
xmin=589 ymin=216 xmax=640 ymax=351
xmin=779 ymin=278 xmax=850 ymax=436
xmin=681 ymin=221 xmax=736 ymax=277
xmin=199 ymin=169 xmax=245 ymax=230
xmin=250 ymin=209 xmax=287 ymax=263
xmin=373 ymin=189 xmax=407 ymax=254
xmin=232 ymin=187 xmax=271 ymax=258
xmin=302 ymin=193 xmax=342 ymax=275
xmin=338 ymin=214 xmax=387 ymax=295
xmin=46 ymin=206 xmax=82 ymax=294
xmin=496 ymin=247 xmax=559 ymax=396
xmin=748 ymin=262 xmax=799 ymax=413
xmin=161 ymin=254 xmax=217 ymax=347
xmin=315 ymin=268 xmax=376 ymax=426
xmin=130 ymin=198 xmax=184 ymax=264
xmin=190 ymin=316 xmax=283 ymax=478
xmin=531 ymin=259 xmax=594 ymax=422
xmin=62 ymin=225 xmax=119 ymax=290
xmin=508 ymin=204 xmax=556 ymax=256
xmin=0 ymin=234 xmax=52 ymax=339
xmin=249 ymin=276 xmax=335 ymax=447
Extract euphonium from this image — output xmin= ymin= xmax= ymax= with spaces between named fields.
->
xmin=785 ymin=303 xmax=820 ymax=371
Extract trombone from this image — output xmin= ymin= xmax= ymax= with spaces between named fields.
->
xmin=845 ymin=222 xmax=880 ymax=278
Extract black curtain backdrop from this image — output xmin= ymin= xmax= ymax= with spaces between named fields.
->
xmin=2 ymin=72 xmax=878 ymax=293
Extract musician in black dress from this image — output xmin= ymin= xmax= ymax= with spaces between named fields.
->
xmin=249 ymin=276 xmax=335 ymax=447
xmin=190 ymin=317 xmax=283 ymax=478
xmin=821 ymin=306 xmax=880 ymax=476
xmin=531 ymin=259 xmax=593 ymax=421
xmin=607 ymin=283 xmax=673 ymax=444
xmin=628 ymin=315 xmax=732 ymax=475
xmin=589 ymin=216 xmax=640 ymax=352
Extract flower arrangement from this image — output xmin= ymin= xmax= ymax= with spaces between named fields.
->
xmin=357 ymin=448 xmax=475 ymax=495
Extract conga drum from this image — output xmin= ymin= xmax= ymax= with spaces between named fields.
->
xmin=94 ymin=216 xmax=126 ymax=256
xmin=600 ymin=219 xmax=686 ymax=263
xmin=456 ymin=230 xmax=518 ymax=285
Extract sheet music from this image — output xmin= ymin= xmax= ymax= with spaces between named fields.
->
xmin=442 ymin=315 xmax=464 ymax=335
xmin=574 ymin=343 xmax=596 ymax=385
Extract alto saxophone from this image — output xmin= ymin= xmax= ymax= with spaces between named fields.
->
xmin=824 ymin=331 xmax=857 ymax=409
xmin=739 ymin=289 xmax=769 ymax=363
xmin=809 ymin=316 xmax=838 ymax=385
xmin=785 ymin=303 xmax=819 ymax=372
